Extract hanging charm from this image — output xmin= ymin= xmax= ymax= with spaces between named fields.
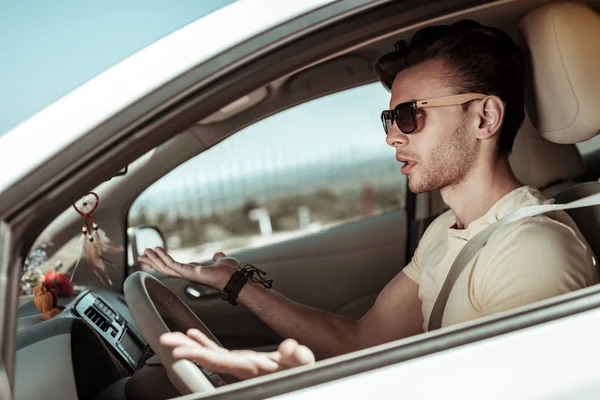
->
xmin=73 ymin=192 xmax=123 ymax=285
xmin=33 ymin=283 xmax=65 ymax=321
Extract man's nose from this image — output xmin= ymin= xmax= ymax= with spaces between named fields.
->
xmin=385 ymin=125 xmax=408 ymax=148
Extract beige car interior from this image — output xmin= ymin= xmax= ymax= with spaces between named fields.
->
xmin=515 ymin=0 xmax=600 ymax=258
xmin=14 ymin=1 xmax=600 ymax=399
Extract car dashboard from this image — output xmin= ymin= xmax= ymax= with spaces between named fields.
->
xmin=15 ymin=289 xmax=147 ymax=399
xmin=72 ymin=291 xmax=145 ymax=370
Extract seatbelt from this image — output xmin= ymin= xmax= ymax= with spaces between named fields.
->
xmin=427 ymin=190 xmax=600 ymax=331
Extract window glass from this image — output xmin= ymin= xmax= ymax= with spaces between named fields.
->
xmin=129 ymin=83 xmax=406 ymax=263
xmin=21 ymin=234 xmax=81 ymax=296
xmin=576 ymin=135 xmax=600 ymax=156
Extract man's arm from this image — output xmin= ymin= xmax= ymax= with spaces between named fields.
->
xmin=140 ymin=248 xmax=424 ymax=360
xmin=236 ymin=271 xmax=423 ymax=360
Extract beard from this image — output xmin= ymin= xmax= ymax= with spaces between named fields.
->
xmin=407 ymin=119 xmax=478 ymax=194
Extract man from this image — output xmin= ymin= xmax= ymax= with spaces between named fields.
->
xmin=139 ymin=20 xmax=598 ymax=380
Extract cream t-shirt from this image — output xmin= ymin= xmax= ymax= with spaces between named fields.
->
xmin=403 ymin=186 xmax=599 ymax=331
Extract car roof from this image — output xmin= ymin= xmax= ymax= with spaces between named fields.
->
xmin=0 ymin=0 xmax=337 ymax=195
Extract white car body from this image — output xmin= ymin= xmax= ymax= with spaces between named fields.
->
xmin=274 ymin=295 xmax=600 ymax=400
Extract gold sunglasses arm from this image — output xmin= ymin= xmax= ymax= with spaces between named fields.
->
xmin=415 ymin=93 xmax=487 ymax=108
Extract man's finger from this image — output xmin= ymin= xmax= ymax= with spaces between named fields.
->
xmin=173 ymin=346 xmax=280 ymax=380
xmin=187 ymin=329 xmax=223 ymax=351
xmin=137 ymin=255 xmax=152 ymax=265
xmin=277 ymin=339 xmax=315 ymax=369
xmin=154 ymin=247 xmax=182 ymax=269
xmin=292 ymin=345 xmax=315 ymax=366
xmin=196 ymin=260 xmax=214 ymax=267
xmin=171 ymin=346 xmax=235 ymax=372
xmin=138 ymin=249 xmax=165 ymax=274
xmin=160 ymin=331 xmax=202 ymax=349
xmin=144 ymin=249 xmax=167 ymax=269
xmin=154 ymin=247 xmax=198 ymax=278
xmin=140 ymin=250 xmax=171 ymax=275
xmin=155 ymin=247 xmax=180 ymax=266
xmin=213 ymin=252 xmax=226 ymax=261
xmin=277 ymin=338 xmax=299 ymax=358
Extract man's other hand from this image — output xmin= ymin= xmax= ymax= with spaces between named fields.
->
xmin=138 ymin=248 xmax=238 ymax=289
xmin=160 ymin=329 xmax=315 ymax=381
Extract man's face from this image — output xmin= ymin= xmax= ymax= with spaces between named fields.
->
xmin=386 ymin=58 xmax=479 ymax=194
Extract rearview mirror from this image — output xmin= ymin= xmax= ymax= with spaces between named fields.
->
xmin=127 ymin=225 xmax=166 ymax=269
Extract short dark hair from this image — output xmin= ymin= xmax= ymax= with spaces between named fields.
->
xmin=375 ymin=20 xmax=525 ymax=156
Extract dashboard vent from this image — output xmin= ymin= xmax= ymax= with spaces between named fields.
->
xmin=84 ymin=306 xmax=110 ymax=332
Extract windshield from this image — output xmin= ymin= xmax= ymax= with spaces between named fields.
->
xmin=21 ymin=234 xmax=81 ymax=296
xmin=0 ymin=0 xmax=236 ymax=137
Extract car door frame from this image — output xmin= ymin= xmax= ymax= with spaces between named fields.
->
xmin=0 ymin=0 xmax=500 ymax=393
xmin=0 ymin=220 xmax=18 ymax=397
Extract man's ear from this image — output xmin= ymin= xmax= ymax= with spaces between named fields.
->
xmin=473 ymin=96 xmax=504 ymax=140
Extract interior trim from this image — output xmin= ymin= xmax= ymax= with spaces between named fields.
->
xmin=0 ymin=362 xmax=11 ymax=400
xmin=0 ymin=220 xmax=18 ymax=388
xmin=404 ymin=190 xmax=417 ymax=261
xmin=14 ymin=334 xmax=79 ymax=400
xmin=16 ymin=317 xmax=77 ymax=351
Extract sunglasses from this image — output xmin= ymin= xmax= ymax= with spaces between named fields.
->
xmin=381 ymin=93 xmax=487 ymax=134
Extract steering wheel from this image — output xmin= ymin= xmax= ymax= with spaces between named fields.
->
xmin=124 ymin=271 xmax=223 ymax=394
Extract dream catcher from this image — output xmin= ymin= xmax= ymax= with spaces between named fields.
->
xmin=72 ymin=192 xmax=123 ymax=285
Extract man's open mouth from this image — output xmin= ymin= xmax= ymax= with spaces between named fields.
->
xmin=396 ymin=155 xmax=417 ymax=174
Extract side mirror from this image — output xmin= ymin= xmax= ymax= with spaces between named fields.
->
xmin=127 ymin=225 xmax=167 ymax=270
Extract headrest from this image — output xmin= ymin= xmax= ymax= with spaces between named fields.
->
xmin=509 ymin=117 xmax=584 ymax=189
xmin=517 ymin=2 xmax=600 ymax=144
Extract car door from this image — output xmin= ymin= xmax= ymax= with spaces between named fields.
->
xmin=0 ymin=362 xmax=10 ymax=400
xmin=129 ymin=82 xmax=411 ymax=350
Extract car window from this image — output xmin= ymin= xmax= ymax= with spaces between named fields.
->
xmin=129 ymin=83 xmax=406 ymax=264
xmin=576 ymin=135 xmax=600 ymax=156
xmin=0 ymin=0 xmax=237 ymax=136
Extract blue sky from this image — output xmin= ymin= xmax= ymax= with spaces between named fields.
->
xmin=0 ymin=0 xmax=236 ymax=135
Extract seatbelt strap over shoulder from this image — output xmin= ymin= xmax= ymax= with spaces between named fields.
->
xmin=427 ymin=190 xmax=600 ymax=331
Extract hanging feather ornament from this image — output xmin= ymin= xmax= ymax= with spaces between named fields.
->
xmin=73 ymin=192 xmax=123 ymax=285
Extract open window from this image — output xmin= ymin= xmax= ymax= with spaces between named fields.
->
xmin=129 ymin=83 xmax=405 ymax=264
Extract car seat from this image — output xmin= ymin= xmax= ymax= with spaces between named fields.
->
xmin=516 ymin=1 xmax=600 ymax=258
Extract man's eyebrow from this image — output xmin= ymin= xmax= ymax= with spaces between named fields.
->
xmin=389 ymin=97 xmax=409 ymax=109
xmin=389 ymin=94 xmax=403 ymax=107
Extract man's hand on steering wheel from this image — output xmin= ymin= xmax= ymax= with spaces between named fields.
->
xmin=160 ymin=329 xmax=315 ymax=381
xmin=138 ymin=248 xmax=237 ymax=289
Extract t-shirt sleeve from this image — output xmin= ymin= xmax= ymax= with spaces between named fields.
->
xmin=402 ymin=210 xmax=453 ymax=284
xmin=474 ymin=217 xmax=597 ymax=316
xmin=402 ymin=256 xmax=420 ymax=284
xmin=402 ymin=231 xmax=426 ymax=284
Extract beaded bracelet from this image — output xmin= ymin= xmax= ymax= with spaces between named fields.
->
xmin=220 ymin=265 xmax=273 ymax=305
